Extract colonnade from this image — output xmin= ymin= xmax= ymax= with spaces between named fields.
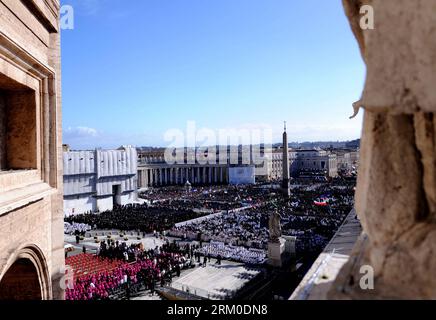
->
xmin=137 ymin=165 xmax=229 ymax=188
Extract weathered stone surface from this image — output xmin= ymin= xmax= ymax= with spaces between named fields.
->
xmin=330 ymin=1 xmax=436 ymax=299
xmin=344 ymin=0 xmax=436 ymax=114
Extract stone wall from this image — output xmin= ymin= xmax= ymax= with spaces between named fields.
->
xmin=0 ymin=92 xmax=5 ymax=169
xmin=329 ymin=0 xmax=436 ymax=299
xmin=0 ymin=0 xmax=64 ymax=300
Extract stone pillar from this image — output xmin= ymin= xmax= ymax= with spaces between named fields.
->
xmin=137 ymin=170 xmax=142 ymax=188
xmin=268 ymin=238 xmax=286 ymax=268
xmin=142 ymin=170 xmax=147 ymax=188
xmin=328 ymin=0 xmax=436 ymax=300
xmin=208 ymin=167 xmax=212 ymax=184
xmin=199 ymin=167 xmax=203 ymax=184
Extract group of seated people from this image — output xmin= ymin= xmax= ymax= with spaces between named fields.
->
xmin=171 ymin=209 xmax=269 ymax=249
xmin=64 ymin=222 xmax=91 ymax=236
xmin=170 ymin=180 xmax=355 ymax=259
xmin=64 ymin=203 xmax=206 ymax=233
xmin=66 ymin=241 xmax=192 ymax=300
xmin=140 ymin=185 xmax=276 ymax=211
xmin=196 ymin=241 xmax=267 ymax=265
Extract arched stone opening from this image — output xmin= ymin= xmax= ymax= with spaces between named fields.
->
xmin=0 ymin=246 xmax=51 ymax=300
xmin=0 ymin=259 xmax=42 ymax=300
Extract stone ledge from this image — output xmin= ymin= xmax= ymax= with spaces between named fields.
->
xmin=0 ymin=182 xmax=56 ymax=216
xmin=327 ymin=234 xmax=403 ymax=300
xmin=290 ymin=210 xmax=362 ymax=300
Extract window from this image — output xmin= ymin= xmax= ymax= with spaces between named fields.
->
xmin=0 ymin=74 xmax=37 ymax=172
xmin=0 ymin=32 xmax=59 ymax=213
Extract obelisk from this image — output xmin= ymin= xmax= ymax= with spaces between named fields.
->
xmin=282 ymin=122 xmax=291 ymax=198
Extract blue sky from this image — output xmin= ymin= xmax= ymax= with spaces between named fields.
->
xmin=61 ymin=0 xmax=365 ymax=149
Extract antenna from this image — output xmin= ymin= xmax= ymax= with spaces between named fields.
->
xmin=284 ymin=121 xmax=287 ymax=132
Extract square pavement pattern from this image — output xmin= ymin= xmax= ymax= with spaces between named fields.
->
xmin=171 ymin=260 xmax=260 ymax=300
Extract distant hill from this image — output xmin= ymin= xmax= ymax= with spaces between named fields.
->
xmin=139 ymin=139 xmax=361 ymax=151
xmin=272 ymin=139 xmax=360 ymax=149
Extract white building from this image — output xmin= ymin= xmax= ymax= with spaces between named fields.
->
xmin=63 ymin=146 xmax=138 ymax=216
xmin=229 ymin=166 xmax=256 ymax=185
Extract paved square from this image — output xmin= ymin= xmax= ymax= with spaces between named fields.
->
xmin=171 ymin=260 xmax=260 ymax=300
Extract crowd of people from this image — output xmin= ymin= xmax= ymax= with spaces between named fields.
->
xmin=169 ymin=180 xmax=355 ymax=258
xmin=66 ymin=240 xmax=192 ymax=300
xmin=196 ymin=241 xmax=266 ymax=265
xmin=63 ymin=178 xmax=357 ymax=300
xmin=170 ymin=208 xmax=269 ymax=249
xmin=140 ymin=185 xmax=276 ymax=212
xmin=65 ymin=203 xmax=207 ymax=234
xmin=64 ymin=222 xmax=91 ymax=235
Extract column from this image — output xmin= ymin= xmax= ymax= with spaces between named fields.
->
xmin=200 ymin=167 xmax=204 ymax=184
xmin=209 ymin=167 xmax=213 ymax=184
xmin=191 ymin=167 xmax=195 ymax=184
xmin=138 ymin=170 xmax=142 ymax=188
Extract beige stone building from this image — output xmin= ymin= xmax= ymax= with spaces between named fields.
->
xmin=0 ymin=0 xmax=64 ymax=300
xmin=290 ymin=149 xmax=338 ymax=178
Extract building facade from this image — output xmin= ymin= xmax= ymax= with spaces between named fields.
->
xmin=269 ymin=149 xmax=284 ymax=181
xmin=335 ymin=149 xmax=360 ymax=176
xmin=0 ymin=0 xmax=64 ymax=300
xmin=290 ymin=149 xmax=338 ymax=178
xmin=63 ymin=147 xmax=138 ymax=216
xmin=137 ymin=162 xmax=230 ymax=188
xmin=137 ymin=148 xmax=238 ymax=188
xmin=137 ymin=146 xmax=346 ymax=187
